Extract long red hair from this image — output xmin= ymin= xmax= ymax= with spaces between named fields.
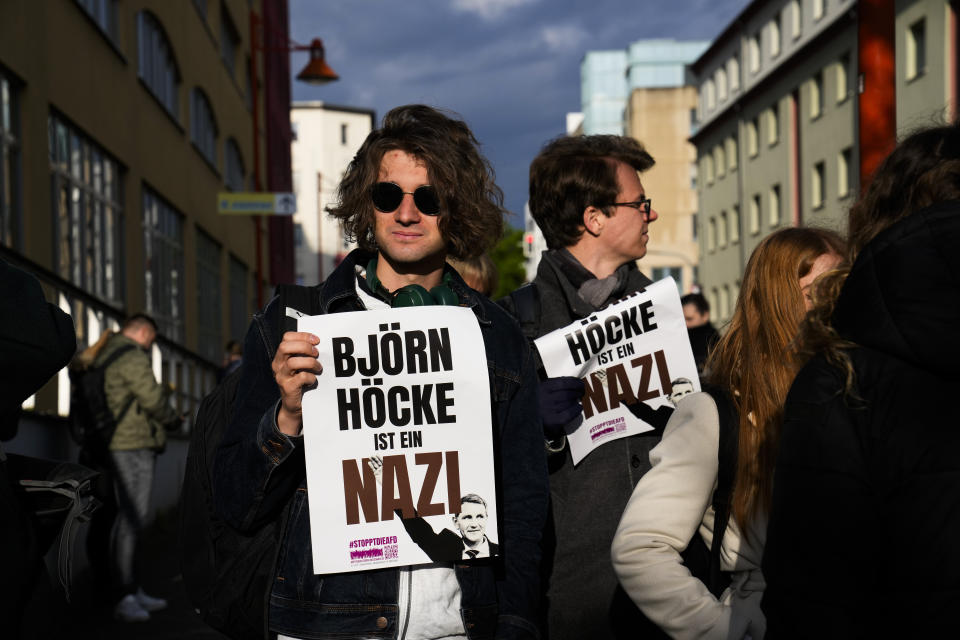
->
xmin=706 ymin=227 xmax=845 ymax=533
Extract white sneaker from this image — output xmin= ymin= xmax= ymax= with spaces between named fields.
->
xmin=135 ymin=587 xmax=168 ymax=612
xmin=114 ymin=593 xmax=150 ymax=622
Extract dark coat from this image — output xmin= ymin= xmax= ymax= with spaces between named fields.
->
xmin=501 ymin=250 xmax=658 ymax=640
xmin=761 ymin=201 xmax=960 ymax=638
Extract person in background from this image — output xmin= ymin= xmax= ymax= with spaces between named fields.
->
xmin=99 ymin=313 xmax=181 ymax=623
xmin=612 ymin=227 xmax=844 ymax=640
xmin=681 ymin=292 xmax=719 ymax=375
xmin=221 ymin=339 xmax=243 ymax=380
xmin=762 ymin=123 xmax=960 ymax=637
xmin=448 ymin=253 xmax=498 ymax=296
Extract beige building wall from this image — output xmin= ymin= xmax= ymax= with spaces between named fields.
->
xmin=626 ymin=86 xmax=699 ymax=294
xmin=896 ymin=0 xmax=957 ymax=131
xmin=0 ymin=0 xmax=264 ymax=416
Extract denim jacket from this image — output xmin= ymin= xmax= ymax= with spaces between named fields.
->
xmin=214 ymin=250 xmax=548 ymax=640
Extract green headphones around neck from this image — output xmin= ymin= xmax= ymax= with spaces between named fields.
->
xmin=365 ymin=257 xmax=460 ymax=307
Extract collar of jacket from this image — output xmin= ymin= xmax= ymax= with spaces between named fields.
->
xmin=316 ymin=248 xmax=492 ymax=326
xmin=536 ymin=249 xmax=651 ymax=317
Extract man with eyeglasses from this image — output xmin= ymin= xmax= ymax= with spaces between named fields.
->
xmin=499 ymin=135 xmax=660 ymax=640
xmin=214 ymin=105 xmax=548 ymax=640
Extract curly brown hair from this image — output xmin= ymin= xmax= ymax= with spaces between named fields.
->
xmin=797 ymin=121 xmax=960 ymax=392
xmin=528 ymin=135 xmax=654 ymax=249
xmin=326 ymin=105 xmax=506 ymax=260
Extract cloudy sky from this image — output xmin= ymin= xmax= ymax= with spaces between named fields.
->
xmin=289 ymin=0 xmax=749 ymax=227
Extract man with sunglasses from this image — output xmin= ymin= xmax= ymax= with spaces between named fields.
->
xmin=499 ymin=135 xmax=660 ymax=640
xmin=214 ymin=105 xmax=548 ymax=640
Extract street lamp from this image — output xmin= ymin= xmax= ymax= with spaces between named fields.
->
xmin=248 ymin=10 xmax=339 ymax=307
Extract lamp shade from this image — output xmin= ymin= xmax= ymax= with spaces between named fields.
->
xmin=296 ymin=39 xmax=339 ymax=84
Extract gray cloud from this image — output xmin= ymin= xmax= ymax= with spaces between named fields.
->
xmin=289 ymin=0 xmax=749 ymax=226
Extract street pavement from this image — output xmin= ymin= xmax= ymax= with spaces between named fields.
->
xmin=63 ymin=507 xmax=228 ymax=640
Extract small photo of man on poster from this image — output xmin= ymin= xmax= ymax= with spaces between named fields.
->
xmin=369 ymin=455 xmax=498 ymax=562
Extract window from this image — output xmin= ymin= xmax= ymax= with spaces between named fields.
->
xmin=810 ymin=71 xmax=823 ymax=119
xmin=709 ymin=289 xmax=719 ymax=320
xmin=768 ymin=103 xmax=779 ymax=145
xmin=229 ymin=255 xmax=248 ymax=344
xmin=220 ymin=4 xmax=240 ymax=78
xmin=76 ymin=0 xmax=118 ymax=41
xmin=651 ymin=267 xmax=683 ymax=288
xmin=720 ymin=285 xmax=730 ymax=321
xmin=769 ymin=184 xmax=781 ymax=226
xmin=225 ymin=138 xmax=245 ymax=191
xmin=813 ymin=0 xmax=825 ymax=21
xmin=707 ymin=217 xmax=716 ymax=251
xmin=692 ymin=212 xmax=698 ymax=241
xmin=747 ymin=118 xmax=759 ymax=157
xmin=705 ymin=79 xmax=716 ymax=110
xmin=730 ymin=205 xmax=740 ymax=243
xmin=245 ymin=56 xmax=254 ymax=110
xmin=838 ymin=147 xmax=852 ymax=198
xmin=340 ymin=123 xmax=348 ymax=145
xmin=812 ymin=161 xmax=825 ymax=209
xmin=717 ymin=68 xmax=728 ymax=101
xmin=789 ymin=0 xmax=801 ymax=39
xmin=190 ymin=88 xmax=218 ymax=168
xmin=718 ymin=211 xmax=728 ymax=247
xmin=196 ymin=228 xmax=222 ymax=362
xmin=715 ymin=145 xmax=726 ymax=178
xmin=294 ymin=222 xmax=305 ymax=248
xmin=769 ymin=16 xmax=781 ymax=58
xmin=143 ymin=187 xmax=184 ymax=341
xmin=690 ymin=162 xmax=698 ymax=189
xmin=749 ymin=34 xmax=761 ymax=73
xmin=49 ymin=113 xmax=124 ymax=304
xmin=906 ymin=19 xmax=926 ymax=80
xmin=727 ymin=136 xmax=738 ymax=170
xmin=728 ymin=57 xmax=740 ymax=91
xmin=749 ymin=194 xmax=761 ymax=234
xmin=1 ymin=72 xmax=20 ymax=249
xmin=837 ymin=54 xmax=849 ymax=102
xmin=137 ymin=12 xmax=181 ymax=119
xmin=705 ymin=154 xmax=715 ymax=185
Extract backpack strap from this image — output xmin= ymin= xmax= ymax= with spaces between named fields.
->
xmin=507 ymin=283 xmax=541 ymax=342
xmin=701 ymin=383 xmax=739 ymax=591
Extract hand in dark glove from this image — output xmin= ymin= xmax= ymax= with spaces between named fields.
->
xmin=539 ymin=376 xmax=585 ymax=440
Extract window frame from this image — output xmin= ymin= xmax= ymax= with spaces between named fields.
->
xmin=143 ymin=185 xmax=185 ymax=342
xmin=137 ymin=11 xmax=182 ymax=121
xmin=1 ymin=70 xmax=22 ymax=249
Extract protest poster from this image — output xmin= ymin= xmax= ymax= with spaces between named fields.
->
xmin=534 ymin=278 xmax=700 ymax=465
xmin=297 ymin=306 xmax=498 ymax=574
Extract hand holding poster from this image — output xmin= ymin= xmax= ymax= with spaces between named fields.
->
xmin=298 ymin=306 xmax=498 ymax=574
xmin=534 ymin=278 xmax=700 ymax=465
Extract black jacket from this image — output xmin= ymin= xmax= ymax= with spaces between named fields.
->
xmin=762 ymin=201 xmax=960 ymax=637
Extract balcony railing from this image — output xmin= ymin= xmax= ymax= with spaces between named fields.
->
xmin=1 ymin=246 xmax=220 ymax=435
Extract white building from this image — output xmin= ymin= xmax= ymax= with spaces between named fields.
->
xmin=291 ymin=102 xmax=375 ymax=284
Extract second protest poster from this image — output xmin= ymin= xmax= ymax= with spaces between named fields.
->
xmin=298 ymin=306 xmax=498 ymax=574
xmin=534 ymin=278 xmax=700 ymax=465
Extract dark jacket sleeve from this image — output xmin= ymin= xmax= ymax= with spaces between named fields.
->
xmin=399 ymin=515 xmax=460 ymax=562
xmin=213 ymin=298 xmax=305 ymax=531
xmin=0 ymin=259 xmax=76 ymax=440
xmin=761 ymin=357 xmax=877 ymax=637
xmin=495 ymin=343 xmax=550 ymax=640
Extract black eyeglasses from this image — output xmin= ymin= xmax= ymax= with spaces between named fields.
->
xmin=371 ymin=182 xmax=441 ymax=216
xmin=600 ymin=197 xmax=653 ymax=218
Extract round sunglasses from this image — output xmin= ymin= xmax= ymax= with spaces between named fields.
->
xmin=371 ymin=182 xmax=441 ymax=216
